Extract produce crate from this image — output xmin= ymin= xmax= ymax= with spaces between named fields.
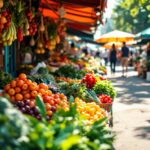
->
xmin=100 ymin=103 xmax=113 ymax=127
xmin=100 ymin=103 xmax=112 ymax=112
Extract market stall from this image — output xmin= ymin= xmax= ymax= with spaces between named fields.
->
xmin=0 ymin=0 xmax=116 ymax=149
xmin=134 ymin=28 xmax=150 ymax=80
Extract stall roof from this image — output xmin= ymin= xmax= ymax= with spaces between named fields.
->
xmin=67 ymin=28 xmax=93 ymax=41
xmin=40 ymin=0 xmax=107 ymax=31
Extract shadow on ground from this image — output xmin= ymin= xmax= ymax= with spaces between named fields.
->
xmin=109 ymin=74 xmax=150 ymax=105
xmin=134 ymin=126 xmax=150 ymax=140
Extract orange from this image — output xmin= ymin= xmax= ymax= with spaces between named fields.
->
xmin=39 ymin=83 xmax=48 ymax=90
xmin=10 ymin=80 xmax=17 ymax=88
xmin=4 ymin=84 xmax=11 ymax=92
xmin=47 ymin=110 xmax=53 ymax=116
xmin=16 ymin=80 xmax=24 ymax=87
xmin=31 ymin=90 xmax=38 ymax=98
xmin=46 ymin=103 xmax=51 ymax=110
xmin=24 ymin=93 xmax=31 ymax=99
xmin=21 ymin=90 xmax=28 ymax=95
xmin=47 ymin=90 xmax=52 ymax=96
xmin=15 ymin=87 xmax=21 ymax=93
xmin=15 ymin=77 xmax=20 ymax=81
xmin=8 ymin=88 xmax=15 ymax=96
xmin=19 ymin=73 xmax=27 ymax=80
xmin=22 ymin=84 xmax=28 ymax=91
xmin=26 ymin=79 xmax=32 ymax=85
xmin=15 ymin=93 xmax=23 ymax=101
xmin=29 ymin=83 xmax=38 ymax=91
xmin=39 ymin=88 xmax=46 ymax=95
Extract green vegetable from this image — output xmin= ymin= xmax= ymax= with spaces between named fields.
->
xmin=59 ymin=82 xmax=86 ymax=98
xmin=84 ymin=89 xmax=100 ymax=104
xmin=36 ymin=96 xmax=46 ymax=118
xmin=0 ymin=97 xmax=29 ymax=150
xmin=54 ymin=65 xmax=86 ymax=79
xmin=28 ymin=73 xmax=56 ymax=85
xmin=37 ymin=67 xmax=49 ymax=74
xmin=0 ymin=97 xmax=114 ymax=150
xmin=0 ymin=71 xmax=13 ymax=89
xmin=93 ymin=80 xmax=117 ymax=99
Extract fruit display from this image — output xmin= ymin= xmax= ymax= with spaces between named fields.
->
xmin=74 ymin=97 xmax=106 ymax=125
xmin=0 ymin=9 xmax=11 ymax=31
xmin=28 ymin=20 xmax=37 ymax=36
xmin=42 ymin=93 xmax=69 ymax=119
xmin=0 ymin=9 xmax=17 ymax=46
xmin=3 ymin=73 xmax=69 ymax=120
xmin=2 ymin=21 xmax=17 ymax=46
xmin=15 ymin=100 xmax=42 ymax=120
xmin=81 ymin=73 xmax=97 ymax=89
xmin=56 ymin=77 xmax=81 ymax=84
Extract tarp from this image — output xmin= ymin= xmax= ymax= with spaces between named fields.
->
xmin=39 ymin=0 xmax=107 ymax=32
xmin=135 ymin=28 xmax=150 ymax=40
xmin=67 ymin=28 xmax=93 ymax=41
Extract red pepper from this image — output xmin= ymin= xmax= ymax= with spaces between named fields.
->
xmin=17 ymin=28 xmax=23 ymax=42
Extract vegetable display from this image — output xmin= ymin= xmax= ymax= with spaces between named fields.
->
xmin=0 ymin=71 xmax=13 ymax=89
xmin=54 ymin=65 xmax=86 ymax=79
xmin=0 ymin=97 xmax=114 ymax=150
xmin=93 ymin=80 xmax=117 ymax=99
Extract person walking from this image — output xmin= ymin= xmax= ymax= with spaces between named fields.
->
xmin=103 ymin=49 xmax=109 ymax=66
xmin=109 ymin=44 xmax=117 ymax=74
xmin=121 ymin=42 xmax=130 ymax=77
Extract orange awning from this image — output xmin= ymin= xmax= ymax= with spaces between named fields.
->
xmin=39 ymin=0 xmax=108 ymax=32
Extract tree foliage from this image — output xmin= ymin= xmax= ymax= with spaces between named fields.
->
xmin=113 ymin=0 xmax=150 ymax=33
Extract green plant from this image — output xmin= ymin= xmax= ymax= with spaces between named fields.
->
xmin=0 ymin=71 xmax=13 ymax=89
xmin=27 ymin=73 xmax=56 ymax=85
xmin=93 ymin=80 xmax=116 ymax=99
xmin=0 ymin=96 xmax=114 ymax=150
xmin=0 ymin=97 xmax=29 ymax=150
xmin=37 ymin=67 xmax=49 ymax=74
xmin=59 ymin=82 xmax=86 ymax=98
xmin=54 ymin=65 xmax=86 ymax=79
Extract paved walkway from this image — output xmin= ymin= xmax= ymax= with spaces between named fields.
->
xmin=108 ymin=66 xmax=150 ymax=150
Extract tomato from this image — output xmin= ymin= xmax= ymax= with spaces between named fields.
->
xmin=43 ymin=95 xmax=51 ymax=103
xmin=45 ymin=103 xmax=51 ymax=110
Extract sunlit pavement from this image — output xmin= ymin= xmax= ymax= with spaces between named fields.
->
xmin=107 ymin=65 xmax=150 ymax=150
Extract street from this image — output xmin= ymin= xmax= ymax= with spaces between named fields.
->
xmin=108 ymin=66 xmax=150 ymax=150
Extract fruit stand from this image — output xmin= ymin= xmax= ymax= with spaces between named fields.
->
xmin=0 ymin=0 xmax=116 ymax=149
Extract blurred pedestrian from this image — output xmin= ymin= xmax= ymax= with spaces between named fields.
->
xmin=109 ymin=44 xmax=117 ymax=74
xmin=121 ymin=42 xmax=130 ymax=77
xmin=103 ymin=49 xmax=109 ymax=66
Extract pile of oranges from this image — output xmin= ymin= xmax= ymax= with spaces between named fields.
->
xmin=4 ymin=73 xmax=51 ymax=103
xmin=3 ymin=73 xmax=69 ymax=116
xmin=74 ymin=97 xmax=106 ymax=125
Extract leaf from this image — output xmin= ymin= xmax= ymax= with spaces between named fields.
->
xmin=36 ymin=95 xmax=46 ymax=118
xmin=69 ymin=96 xmax=74 ymax=104
xmin=85 ymin=89 xmax=100 ymax=104
xmin=61 ymin=135 xmax=81 ymax=150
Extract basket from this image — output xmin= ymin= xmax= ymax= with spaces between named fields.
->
xmin=100 ymin=103 xmax=112 ymax=112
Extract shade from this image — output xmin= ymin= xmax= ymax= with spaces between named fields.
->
xmin=67 ymin=28 xmax=93 ymax=41
xmin=96 ymin=30 xmax=134 ymax=43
